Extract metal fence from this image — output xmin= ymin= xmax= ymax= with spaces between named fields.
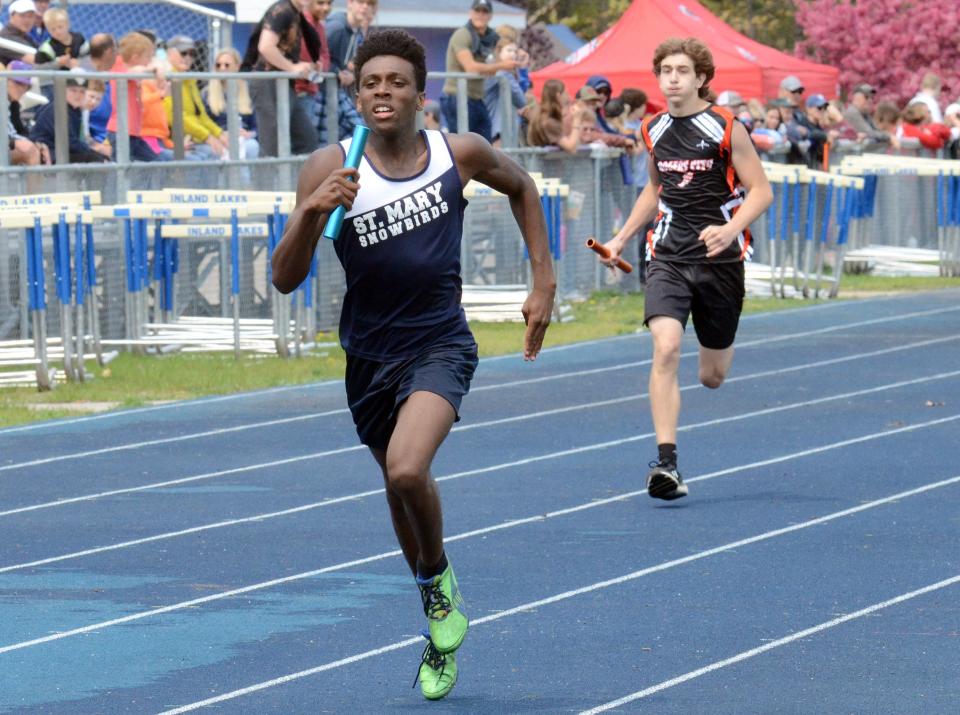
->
xmin=2 ymin=65 xmax=958 ymax=382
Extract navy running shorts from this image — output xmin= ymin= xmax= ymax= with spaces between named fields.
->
xmin=344 ymin=340 xmax=479 ymax=450
xmin=643 ymin=260 xmax=745 ymax=350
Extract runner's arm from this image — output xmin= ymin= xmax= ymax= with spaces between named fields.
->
xmin=451 ymin=133 xmax=556 ymax=359
xmin=699 ymin=120 xmax=773 ymax=257
xmin=272 ymin=145 xmax=357 ymax=293
xmin=602 ymin=158 xmax=660 ymax=263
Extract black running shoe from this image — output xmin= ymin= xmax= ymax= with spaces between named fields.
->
xmin=646 ymin=461 xmax=689 ymax=500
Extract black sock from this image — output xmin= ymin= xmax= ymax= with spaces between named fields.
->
xmin=658 ymin=443 xmax=677 ymax=467
xmin=417 ymin=551 xmax=449 ymax=580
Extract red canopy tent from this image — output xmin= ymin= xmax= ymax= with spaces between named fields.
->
xmin=531 ymin=0 xmax=839 ymax=104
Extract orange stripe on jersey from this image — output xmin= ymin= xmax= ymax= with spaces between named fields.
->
xmin=640 ymin=112 xmax=666 ymax=154
xmin=647 ymin=209 xmax=664 ymax=259
xmin=711 ymin=105 xmax=740 ymax=194
xmin=740 ymin=227 xmax=752 ymax=260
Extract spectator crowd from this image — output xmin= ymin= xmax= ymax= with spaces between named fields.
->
xmin=3 ymin=0 xmax=960 ymax=171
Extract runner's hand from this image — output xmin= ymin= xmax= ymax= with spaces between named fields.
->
xmin=601 ymin=235 xmax=627 ymax=269
xmin=698 ymin=224 xmax=737 ymax=258
xmin=521 ymin=286 xmax=554 ymax=361
xmin=304 ymin=168 xmax=360 ymax=216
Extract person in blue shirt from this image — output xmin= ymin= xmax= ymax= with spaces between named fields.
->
xmin=271 ymin=28 xmax=555 ymax=702
xmin=483 ymin=37 xmax=527 ymax=145
xmin=28 ymin=0 xmax=50 ymax=44
xmin=85 ymin=34 xmax=116 ymax=146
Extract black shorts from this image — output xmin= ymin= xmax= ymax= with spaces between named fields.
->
xmin=344 ymin=340 xmax=479 ymax=450
xmin=643 ymin=260 xmax=745 ymax=350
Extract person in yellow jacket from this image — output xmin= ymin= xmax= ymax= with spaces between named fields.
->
xmin=164 ymin=34 xmax=229 ymax=159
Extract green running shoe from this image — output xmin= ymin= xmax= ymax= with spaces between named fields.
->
xmin=416 ymin=563 xmax=468 ymax=654
xmin=414 ymin=630 xmax=458 ymax=701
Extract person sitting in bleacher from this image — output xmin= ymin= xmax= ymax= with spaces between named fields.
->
xmin=107 ymin=31 xmax=168 ymax=162
xmin=82 ymin=79 xmax=112 ymax=157
xmin=0 ymin=0 xmax=40 ymax=65
xmin=34 ymin=6 xmax=88 ymax=99
xmin=3 ymin=60 xmax=45 ymax=165
xmin=897 ymin=101 xmax=952 ymax=152
xmin=30 ymin=69 xmax=110 ymax=163
xmin=526 ymin=78 xmax=582 ymax=153
xmin=84 ymin=34 xmax=116 ymax=150
xmin=35 ymin=8 xmax=86 ymax=65
xmin=203 ymin=48 xmax=259 ymax=160
xmin=164 ymin=35 xmax=228 ymax=160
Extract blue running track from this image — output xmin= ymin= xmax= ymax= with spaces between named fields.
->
xmin=1 ymin=290 xmax=959 ymax=713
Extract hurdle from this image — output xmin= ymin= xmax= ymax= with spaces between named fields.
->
xmin=462 ymin=176 xmax=569 ymax=321
xmin=839 ymin=155 xmax=960 ymax=278
xmin=0 ymin=205 xmax=98 ymax=389
xmin=110 ymin=190 xmax=298 ymax=358
xmin=804 ymin=171 xmax=865 ymax=298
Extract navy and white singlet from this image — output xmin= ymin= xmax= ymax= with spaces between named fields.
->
xmin=333 ymin=129 xmax=473 ymax=361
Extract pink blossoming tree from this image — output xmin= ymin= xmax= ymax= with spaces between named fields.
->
xmin=794 ymin=0 xmax=960 ymax=107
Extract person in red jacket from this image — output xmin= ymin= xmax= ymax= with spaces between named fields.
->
xmin=898 ymin=101 xmax=951 ymax=151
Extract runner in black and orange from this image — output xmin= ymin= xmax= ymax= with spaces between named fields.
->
xmin=598 ymin=37 xmax=773 ymax=501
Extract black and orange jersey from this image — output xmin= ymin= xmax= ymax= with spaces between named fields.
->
xmin=640 ymin=105 xmax=751 ymax=263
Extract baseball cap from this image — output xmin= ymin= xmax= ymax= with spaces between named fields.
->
xmin=805 ymin=93 xmax=828 ymax=110
xmin=852 ymin=83 xmax=876 ymax=96
xmin=716 ymin=90 xmax=744 ymax=107
xmin=471 ymin=0 xmax=493 ymax=12
xmin=576 ymin=85 xmax=601 ymax=102
xmin=945 ymin=103 xmax=960 ymax=118
xmin=166 ymin=35 xmax=197 ymax=53
xmin=8 ymin=0 xmax=38 ymax=14
xmin=6 ymin=59 xmax=33 ymax=86
xmin=780 ymin=75 xmax=804 ymax=93
xmin=66 ymin=68 xmax=87 ymax=88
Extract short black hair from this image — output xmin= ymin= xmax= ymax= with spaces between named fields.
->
xmin=354 ymin=29 xmax=427 ymax=93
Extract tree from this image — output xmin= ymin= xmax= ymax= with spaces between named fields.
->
xmin=794 ymin=0 xmax=960 ymax=104
xmin=523 ymin=0 xmax=631 ymax=42
xmin=701 ymin=0 xmax=798 ymax=51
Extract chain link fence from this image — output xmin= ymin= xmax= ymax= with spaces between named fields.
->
xmin=64 ymin=0 xmax=234 ymax=70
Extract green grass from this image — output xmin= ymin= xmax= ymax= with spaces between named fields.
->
xmin=830 ymin=274 xmax=960 ymax=292
xmin=1 ymin=274 xmax=957 ymax=428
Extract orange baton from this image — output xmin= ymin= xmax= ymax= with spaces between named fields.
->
xmin=586 ymin=237 xmax=633 ymax=273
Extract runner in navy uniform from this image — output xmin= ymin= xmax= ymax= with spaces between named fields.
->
xmin=272 ymin=29 xmax=555 ymax=700
xmin=599 ymin=37 xmax=772 ymax=501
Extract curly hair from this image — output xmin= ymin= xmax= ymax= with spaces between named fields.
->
xmin=354 ymin=29 xmax=427 ymax=93
xmin=652 ymin=37 xmax=715 ymax=100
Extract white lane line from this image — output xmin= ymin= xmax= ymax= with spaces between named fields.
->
xmin=0 ymin=408 xmax=351 ymax=473
xmin=2 ymin=319 xmax=957 ymax=480
xmin=3 ymin=360 xmax=958 ymax=521
xmin=580 ymin=575 xmax=960 ymax=714
xmin=3 ymin=413 xmax=957 ymax=655
xmin=5 ymin=408 xmax=957 ymax=574
xmin=155 ymin=472 xmax=960 ymax=714
xmin=0 ymin=293 xmax=901 ymax=437
xmin=470 ymin=305 xmax=960 ymax=392
xmin=2 ymin=305 xmax=956 ymax=470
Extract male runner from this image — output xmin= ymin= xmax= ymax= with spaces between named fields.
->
xmin=600 ymin=37 xmax=772 ymax=500
xmin=271 ymin=29 xmax=555 ymax=700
